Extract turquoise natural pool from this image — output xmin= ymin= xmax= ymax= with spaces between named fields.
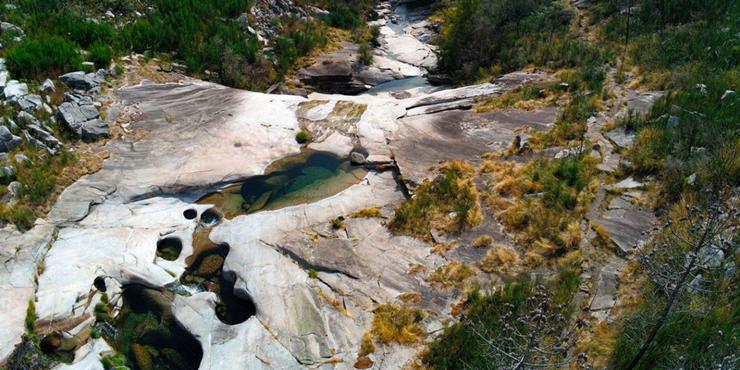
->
xmin=197 ymin=150 xmax=368 ymax=218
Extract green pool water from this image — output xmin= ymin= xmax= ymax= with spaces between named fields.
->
xmin=198 ymin=150 xmax=368 ymax=218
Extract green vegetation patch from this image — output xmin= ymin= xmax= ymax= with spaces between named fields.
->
xmin=390 ymin=161 xmax=482 ymax=239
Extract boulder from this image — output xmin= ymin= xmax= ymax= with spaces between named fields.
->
xmin=0 ymin=71 xmax=8 ymax=89
xmin=57 ymin=101 xmax=109 ymax=140
xmin=26 ymin=124 xmax=62 ymax=151
xmin=22 ymin=130 xmax=51 ymax=154
xmin=0 ymin=126 xmax=22 ymax=152
xmin=40 ymin=78 xmax=55 ymax=93
xmin=0 ymin=166 xmax=14 ymax=178
xmin=0 ymin=22 xmax=24 ymax=37
xmin=13 ymin=154 xmax=28 ymax=164
xmin=14 ymin=93 xmax=43 ymax=112
xmin=606 ymin=127 xmax=636 ymax=149
xmin=16 ymin=111 xmax=40 ymax=126
xmin=350 ymin=151 xmax=367 ymax=165
xmin=59 ymin=71 xmax=102 ymax=91
xmin=3 ymin=80 xmax=28 ymax=101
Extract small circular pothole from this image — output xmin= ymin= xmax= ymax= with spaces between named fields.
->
xmin=183 ymin=209 xmax=197 ymax=220
xmin=200 ymin=209 xmax=221 ymax=225
xmin=93 ymin=276 xmax=107 ymax=292
xmin=156 ymin=237 xmax=183 ymax=261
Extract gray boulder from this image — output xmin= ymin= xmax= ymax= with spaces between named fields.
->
xmin=21 ymin=130 xmax=51 ymax=154
xmin=13 ymin=154 xmax=28 ymax=164
xmin=57 ymin=101 xmax=109 ymax=140
xmin=16 ymin=111 xmax=40 ymax=126
xmin=0 ymin=166 xmax=14 ymax=179
xmin=26 ymin=124 xmax=61 ymax=151
xmin=0 ymin=126 xmax=22 ymax=152
xmin=14 ymin=94 xmax=43 ymax=112
xmin=0 ymin=58 xmax=6 ymax=72
xmin=0 ymin=22 xmax=24 ymax=37
xmin=40 ymin=79 xmax=55 ymax=93
xmin=0 ymin=71 xmax=8 ymax=89
xmin=3 ymin=80 xmax=28 ymax=101
xmin=59 ymin=71 xmax=104 ymax=91
xmin=350 ymin=151 xmax=367 ymax=165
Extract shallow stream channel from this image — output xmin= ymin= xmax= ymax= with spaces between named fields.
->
xmin=92 ymin=151 xmax=370 ymax=370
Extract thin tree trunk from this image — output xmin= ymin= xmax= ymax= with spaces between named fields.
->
xmin=626 ymin=219 xmax=713 ymax=369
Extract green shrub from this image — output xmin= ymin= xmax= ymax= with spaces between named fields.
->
xmin=25 ymin=300 xmax=36 ymax=332
xmin=295 ymin=130 xmax=311 ymax=144
xmin=11 ymin=206 xmax=35 ymax=232
xmin=358 ymin=42 xmax=373 ymax=65
xmin=325 ymin=5 xmax=362 ymax=29
xmin=390 ymin=161 xmax=482 ymax=238
xmin=437 ymin=0 xmax=585 ymax=82
xmin=6 ymin=36 xmax=80 ymax=79
xmin=88 ymin=40 xmax=112 ymax=69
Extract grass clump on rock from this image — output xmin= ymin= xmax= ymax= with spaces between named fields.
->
xmin=295 ymin=130 xmax=311 ymax=144
xmin=472 ymin=234 xmax=493 ymax=248
xmin=486 ymin=157 xmax=595 ymax=257
xmin=371 ymin=304 xmax=426 ymax=345
xmin=351 ymin=207 xmax=382 ymax=218
xmin=390 ymin=161 xmax=482 ymax=239
xmin=426 ymin=262 xmax=477 ymax=290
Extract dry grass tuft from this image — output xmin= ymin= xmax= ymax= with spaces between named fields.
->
xmin=390 ymin=161 xmax=483 ymax=239
xmin=472 ymin=234 xmax=493 ymax=248
xmin=477 ymin=245 xmax=520 ymax=274
xmin=371 ymin=304 xmax=426 ymax=345
xmin=351 ymin=207 xmax=382 ymax=218
xmin=359 ymin=332 xmax=375 ymax=356
xmin=431 ymin=241 xmax=457 ymax=256
xmin=426 ymin=262 xmax=477 ymax=290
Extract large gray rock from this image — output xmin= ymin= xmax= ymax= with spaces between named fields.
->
xmin=14 ymin=93 xmax=43 ymax=112
xmin=40 ymin=78 xmax=55 ymax=93
xmin=0 ymin=71 xmax=8 ymax=89
xmin=0 ymin=126 xmax=22 ymax=152
xmin=26 ymin=124 xmax=62 ymax=151
xmin=0 ymin=21 xmax=24 ymax=37
xmin=59 ymin=71 xmax=102 ymax=91
xmin=22 ymin=130 xmax=52 ymax=154
xmin=593 ymin=194 xmax=656 ymax=255
xmin=16 ymin=110 xmax=40 ymax=126
xmin=589 ymin=257 xmax=626 ymax=320
xmin=3 ymin=80 xmax=28 ymax=101
xmin=57 ymin=101 xmax=109 ymax=140
xmin=0 ymin=223 xmax=55 ymax=363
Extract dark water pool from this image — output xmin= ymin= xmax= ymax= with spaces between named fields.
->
xmin=114 ymin=285 xmax=203 ymax=370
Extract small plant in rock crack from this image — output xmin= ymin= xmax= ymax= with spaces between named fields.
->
xmin=331 ymin=216 xmax=346 ymax=229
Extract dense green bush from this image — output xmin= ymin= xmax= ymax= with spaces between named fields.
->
xmin=438 ymin=0 xmax=586 ymax=81
xmin=5 ymin=36 xmax=80 ymax=79
xmin=88 ymin=40 xmax=113 ymax=69
xmin=324 ymin=5 xmax=362 ymax=29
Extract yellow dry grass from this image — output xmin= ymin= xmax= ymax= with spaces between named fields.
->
xmin=352 ymin=207 xmax=382 ymax=218
xmin=472 ymin=234 xmax=493 ymax=248
xmin=426 ymin=262 xmax=477 ymax=290
xmin=371 ymin=304 xmax=426 ymax=345
xmin=477 ymin=245 xmax=520 ymax=274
